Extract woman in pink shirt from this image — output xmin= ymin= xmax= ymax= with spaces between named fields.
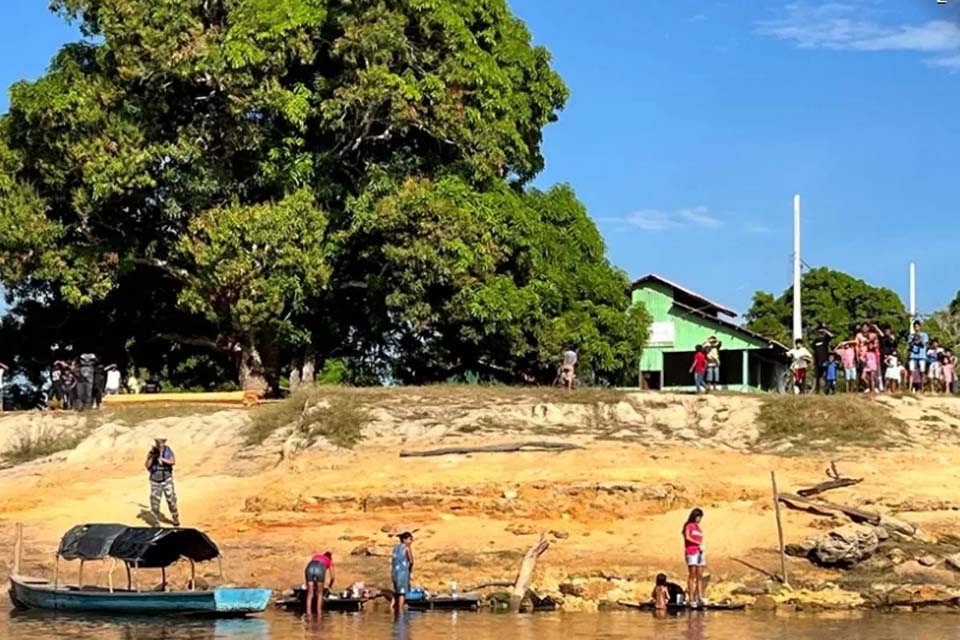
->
xmin=304 ymin=551 xmax=336 ymax=617
xmin=683 ymin=508 xmax=705 ymax=607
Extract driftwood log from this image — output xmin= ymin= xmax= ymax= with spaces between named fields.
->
xmin=463 ymin=580 xmax=516 ymax=592
xmin=400 ymin=441 xmax=582 ymax=458
xmin=796 ymin=462 xmax=863 ymax=497
xmin=510 ymin=535 xmax=550 ymax=612
xmin=778 ymin=492 xmax=881 ymax=526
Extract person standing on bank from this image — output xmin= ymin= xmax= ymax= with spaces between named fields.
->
xmin=811 ymin=324 xmax=833 ymax=394
xmin=704 ymin=337 xmax=722 ymax=392
xmin=391 ymin=532 xmax=415 ymax=613
xmin=304 ymin=551 xmax=335 ymax=617
xmin=683 ymin=508 xmax=705 ymax=608
xmin=145 ymin=437 xmax=180 ymax=527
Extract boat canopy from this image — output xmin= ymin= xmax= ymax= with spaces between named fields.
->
xmin=58 ymin=524 xmax=220 ymax=568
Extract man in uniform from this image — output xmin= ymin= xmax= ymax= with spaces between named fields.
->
xmin=145 ymin=437 xmax=180 ymax=526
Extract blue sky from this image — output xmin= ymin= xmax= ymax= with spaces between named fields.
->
xmin=1 ymin=1 xmax=959 ymax=318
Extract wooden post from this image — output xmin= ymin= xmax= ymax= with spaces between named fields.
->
xmin=108 ymin=558 xmax=117 ymax=593
xmin=161 ymin=566 xmax=167 ymax=592
xmin=54 ymin=555 xmax=60 ymax=589
xmin=189 ymin=559 xmax=196 ymax=591
xmin=771 ymin=471 xmax=789 ymax=587
xmin=12 ymin=522 xmax=23 ymax=577
xmin=78 ymin=559 xmax=85 ymax=589
xmin=126 ymin=562 xmax=132 ymax=590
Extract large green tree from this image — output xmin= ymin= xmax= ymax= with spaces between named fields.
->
xmin=744 ymin=268 xmax=908 ymax=344
xmin=0 ymin=0 xmax=646 ymax=390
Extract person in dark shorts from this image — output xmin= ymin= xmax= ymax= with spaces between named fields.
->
xmin=811 ymin=323 xmax=833 ymax=394
xmin=304 ymin=551 xmax=335 ymax=617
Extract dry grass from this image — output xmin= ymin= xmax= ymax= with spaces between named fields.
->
xmin=246 ymin=387 xmax=368 ymax=448
xmin=102 ymin=404 xmax=232 ymax=426
xmin=2 ymin=425 xmax=88 ymax=466
xmin=757 ymin=395 xmax=907 ymax=452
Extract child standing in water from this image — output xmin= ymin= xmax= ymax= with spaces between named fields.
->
xmin=652 ymin=573 xmax=670 ymax=613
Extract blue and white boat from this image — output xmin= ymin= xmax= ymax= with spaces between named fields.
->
xmin=9 ymin=523 xmax=271 ymax=616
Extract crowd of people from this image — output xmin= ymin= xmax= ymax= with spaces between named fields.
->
xmin=688 ymin=321 xmax=957 ymax=396
xmin=786 ymin=321 xmax=957 ymax=395
xmin=43 ymin=354 xmax=122 ymax=410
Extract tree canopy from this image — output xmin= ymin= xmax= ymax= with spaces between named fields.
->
xmin=0 ymin=0 xmax=648 ymax=392
xmin=744 ymin=268 xmax=908 ymax=345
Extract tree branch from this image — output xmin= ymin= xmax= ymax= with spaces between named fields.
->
xmin=130 ymin=257 xmax=191 ymax=282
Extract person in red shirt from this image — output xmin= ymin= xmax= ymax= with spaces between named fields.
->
xmin=689 ymin=345 xmax=708 ymax=394
xmin=304 ymin=551 xmax=336 ymax=617
xmin=683 ymin=508 xmax=705 ymax=607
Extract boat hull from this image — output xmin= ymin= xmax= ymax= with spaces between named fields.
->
xmin=9 ymin=577 xmax=271 ymax=615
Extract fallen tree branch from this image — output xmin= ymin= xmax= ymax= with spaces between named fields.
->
xmin=463 ymin=580 xmax=515 ymax=592
xmin=399 ymin=441 xmax=583 ymax=458
xmin=797 ymin=462 xmax=862 ymax=497
xmin=797 ymin=478 xmax=862 ymax=497
xmin=778 ymin=492 xmax=880 ymax=526
xmin=732 ymin=557 xmax=784 ymax=583
xmin=511 ymin=534 xmax=549 ymax=612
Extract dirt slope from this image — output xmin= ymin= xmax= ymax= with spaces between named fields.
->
xmin=2 ymin=390 xmax=960 ymax=609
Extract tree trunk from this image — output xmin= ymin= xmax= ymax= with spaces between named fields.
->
xmin=238 ymin=343 xmax=268 ymax=393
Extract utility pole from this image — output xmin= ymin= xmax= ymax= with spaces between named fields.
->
xmin=792 ymin=195 xmax=802 ymax=341
xmin=909 ymin=262 xmax=917 ymax=329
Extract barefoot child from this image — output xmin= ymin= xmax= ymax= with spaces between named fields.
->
xmin=837 ymin=341 xmax=857 ymax=393
xmin=652 ymin=573 xmax=670 ymax=613
xmin=884 ymin=354 xmax=902 ymax=394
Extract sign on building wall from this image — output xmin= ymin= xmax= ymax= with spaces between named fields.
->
xmin=648 ymin=321 xmax=675 ymax=347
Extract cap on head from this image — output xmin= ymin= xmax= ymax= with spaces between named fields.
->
xmin=155 ymin=437 xmax=167 ymax=443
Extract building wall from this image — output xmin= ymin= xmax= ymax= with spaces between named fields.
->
xmin=633 ymin=283 xmax=774 ymax=390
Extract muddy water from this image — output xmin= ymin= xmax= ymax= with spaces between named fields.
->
xmin=4 ymin=608 xmax=960 ymax=640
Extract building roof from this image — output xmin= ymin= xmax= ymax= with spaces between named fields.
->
xmin=630 ymin=274 xmax=737 ymax=318
xmin=672 ymin=300 xmax=788 ymax=352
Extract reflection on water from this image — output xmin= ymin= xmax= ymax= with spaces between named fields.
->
xmin=6 ymin=607 xmax=960 ymax=640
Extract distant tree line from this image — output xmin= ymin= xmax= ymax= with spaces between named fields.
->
xmin=745 ymin=267 xmax=959 ymax=350
xmin=0 ymin=0 xmax=649 ymax=396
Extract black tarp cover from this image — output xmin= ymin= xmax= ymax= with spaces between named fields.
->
xmin=57 ymin=524 xmax=220 ymax=568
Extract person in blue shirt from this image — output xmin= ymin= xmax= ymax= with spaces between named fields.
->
xmin=824 ymin=353 xmax=840 ymax=395
xmin=907 ymin=321 xmax=929 ymax=392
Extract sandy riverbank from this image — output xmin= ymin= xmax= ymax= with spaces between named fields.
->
xmin=2 ymin=389 xmax=960 ymax=611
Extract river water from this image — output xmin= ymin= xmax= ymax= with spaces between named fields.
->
xmin=4 ymin=608 xmax=960 ymax=640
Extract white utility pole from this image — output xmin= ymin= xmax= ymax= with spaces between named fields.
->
xmin=792 ymin=194 xmax=802 ymax=341
xmin=909 ymin=262 xmax=917 ymax=327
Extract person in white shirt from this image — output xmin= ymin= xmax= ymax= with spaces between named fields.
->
xmin=884 ymin=355 xmax=903 ymax=394
xmin=786 ymin=339 xmax=813 ymax=394
xmin=105 ymin=365 xmax=121 ymax=395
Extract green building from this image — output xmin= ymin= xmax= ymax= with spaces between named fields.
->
xmin=631 ymin=274 xmax=788 ymax=391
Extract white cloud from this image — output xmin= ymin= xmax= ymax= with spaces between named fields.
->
xmin=756 ymin=2 xmax=960 ymax=70
xmin=611 ymin=206 xmax=721 ymax=231
xmin=689 ymin=13 xmax=708 ymax=23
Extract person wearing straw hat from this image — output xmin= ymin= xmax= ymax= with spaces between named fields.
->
xmin=145 ymin=437 xmax=180 ymax=526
